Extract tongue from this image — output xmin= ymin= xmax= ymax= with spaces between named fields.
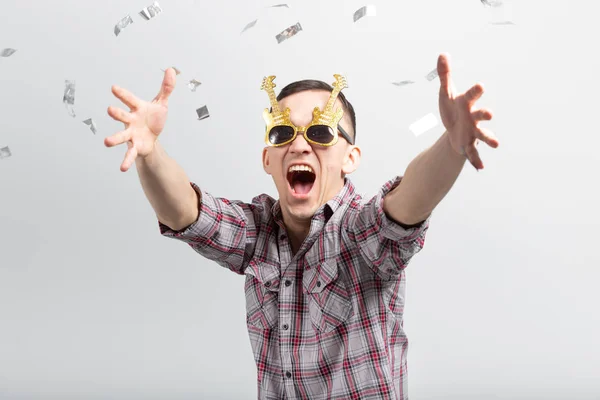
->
xmin=293 ymin=181 xmax=313 ymax=195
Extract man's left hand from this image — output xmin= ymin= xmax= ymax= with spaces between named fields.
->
xmin=437 ymin=53 xmax=499 ymax=170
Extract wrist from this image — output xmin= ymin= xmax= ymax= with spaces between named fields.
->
xmin=138 ymin=140 xmax=161 ymax=167
xmin=443 ymin=131 xmax=467 ymax=160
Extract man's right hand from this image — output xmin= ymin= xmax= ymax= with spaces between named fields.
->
xmin=104 ymin=68 xmax=177 ymax=172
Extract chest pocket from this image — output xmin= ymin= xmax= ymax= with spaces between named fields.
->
xmin=244 ymin=260 xmax=280 ymax=330
xmin=302 ymin=258 xmax=353 ymax=334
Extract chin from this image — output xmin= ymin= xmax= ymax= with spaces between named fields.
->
xmin=286 ymin=204 xmax=318 ymax=220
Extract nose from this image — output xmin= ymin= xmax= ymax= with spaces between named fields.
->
xmin=288 ymin=129 xmax=312 ymax=153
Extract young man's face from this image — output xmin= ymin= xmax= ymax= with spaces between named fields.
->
xmin=262 ymin=90 xmax=361 ymax=223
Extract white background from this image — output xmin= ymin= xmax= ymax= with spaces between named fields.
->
xmin=1 ymin=0 xmax=598 ymax=398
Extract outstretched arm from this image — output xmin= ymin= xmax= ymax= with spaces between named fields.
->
xmin=105 ymin=68 xmax=198 ymax=230
xmin=383 ymin=53 xmax=500 ymax=226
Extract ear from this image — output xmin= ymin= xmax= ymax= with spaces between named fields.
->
xmin=341 ymin=145 xmax=361 ymax=175
xmin=262 ymin=147 xmax=272 ymax=175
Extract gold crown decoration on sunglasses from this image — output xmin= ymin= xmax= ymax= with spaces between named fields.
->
xmin=260 ymin=74 xmax=350 ymax=147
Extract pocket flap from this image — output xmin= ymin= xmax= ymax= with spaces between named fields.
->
xmin=303 ymin=259 xmax=339 ymax=294
xmin=246 ymin=259 xmax=281 ymax=292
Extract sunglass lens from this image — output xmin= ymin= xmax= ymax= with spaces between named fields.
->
xmin=307 ymin=125 xmax=335 ymax=144
xmin=269 ymin=126 xmax=295 ymax=145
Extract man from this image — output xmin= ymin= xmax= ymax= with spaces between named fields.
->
xmin=104 ymin=53 xmax=498 ymax=399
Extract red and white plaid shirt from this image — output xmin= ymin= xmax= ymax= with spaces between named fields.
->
xmin=159 ymin=176 xmax=430 ymax=399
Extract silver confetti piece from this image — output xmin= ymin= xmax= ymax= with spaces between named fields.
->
xmin=241 ymin=19 xmax=258 ymax=34
xmin=485 ymin=0 xmax=514 ymax=25
xmin=409 ymin=113 xmax=438 ymax=137
xmin=188 ymin=79 xmax=201 ymax=92
xmin=425 ymin=67 xmax=438 ymax=81
xmin=63 ymin=80 xmax=76 ymax=118
xmin=161 ymin=67 xmax=181 ymax=75
xmin=269 ymin=3 xmax=289 ymax=8
xmin=1 ymin=48 xmax=17 ymax=57
xmin=114 ymin=15 xmax=134 ymax=36
xmin=392 ymin=80 xmax=415 ymax=87
xmin=353 ymin=5 xmax=376 ymax=22
xmin=0 ymin=146 xmax=11 ymax=159
xmin=83 ymin=118 xmax=98 ymax=135
xmin=196 ymin=105 xmax=210 ymax=120
xmin=275 ymin=22 xmax=303 ymax=44
xmin=65 ymin=106 xmax=76 ymax=118
xmin=481 ymin=0 xmax=503 ymax=7
xmin=139 ymin=1 xmax=163 ymax=21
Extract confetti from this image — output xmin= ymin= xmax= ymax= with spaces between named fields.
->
xmin=63 ymin=80 xmax=76 ymax=118
xmin=83 ymin=118 xmax=98 ymax=135
xmin=425 ymin=67 xmax=438 ymax=82
xmin=188 ymin=79 xmax=201 ymax=92
xmin=409 ymin=113 xmax=438 ymax=137
xmin=161 ymin=67 xmax=181 ymax=75
xmin=196 ymin=105 xmax=210 ymax=120
xmin=114 ymin=15 xmax=134 ymax=36
xmin=485 ymin=0 xmax=514 ymax=24
xmin=275 ymin=22 xmax=303 ymax=44
xmin=0 ymin=146 xmax=11 ymax=159
xmin=139 ymin=1 xmax=163 ymax=20
xmin=392 ymin=80 xmax=415 ymax=87
xmin=353 ymin=5 xmax=377 ymax=22
xmin=480 ymin=0 xmax=503 ymax=6
xmin=1 ymin=48 xmax=17 ymax=57
xmin=241 ymin=19 xmax=258 ymax=34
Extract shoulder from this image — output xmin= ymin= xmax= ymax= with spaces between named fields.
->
xmin=344 ymin=176 xmax=403 ymax=213
xmin=243 ymin=192 xmax=279 ymax=225
xmin=249 ymin=192 xmax=276 ymax=211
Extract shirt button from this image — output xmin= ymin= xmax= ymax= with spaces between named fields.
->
xmin=282 ymin=324 xmax=289 ymax=330
xmin=316 ymin=281 xmax=321 ymax=287
xmin=285 ymin=280 xmax=291 ymax=287
xmin=285 ymin=371 xmax=292 ymax=378
xmin=265 ymin=281 xmax=271 ymax=287
xmin=280 ymin=234 xmax=286 ymax=240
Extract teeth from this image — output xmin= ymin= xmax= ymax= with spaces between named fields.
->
xmin=288 ymin=165 xmax=314 ymax=174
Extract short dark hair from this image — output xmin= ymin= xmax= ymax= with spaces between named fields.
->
xmin=276 ymin=79 xmax=357 ymax=144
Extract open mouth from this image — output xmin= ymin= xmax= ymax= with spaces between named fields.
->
xmin=287 ymin=169 xmax=316 ymax=196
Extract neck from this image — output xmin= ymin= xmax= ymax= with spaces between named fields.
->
xmin=281 ymin=212 xmax=311 ymax=255
xmin=279 ymin=177 xmax=347 ymax=254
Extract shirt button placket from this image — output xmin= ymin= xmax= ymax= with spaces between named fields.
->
xmin=280 ymin=272 xmax=294 ymax=395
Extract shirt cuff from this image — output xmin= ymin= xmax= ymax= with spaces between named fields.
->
xmin=377 ymin=176 xmax=431 ymax=242
xmin=158 ymin=182 xmax=218 ymax=243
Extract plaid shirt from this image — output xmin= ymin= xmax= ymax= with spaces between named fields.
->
xmin=159 ymin=176 xmax=430 ymax=399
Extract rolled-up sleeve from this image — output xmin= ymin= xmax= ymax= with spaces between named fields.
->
xmin=348 ymin=176 xmax=430 ymax=279
xmin=159 ymin=182 xmax=260 ymax=275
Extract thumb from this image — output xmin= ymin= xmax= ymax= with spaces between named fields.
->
xmin=156 ymin=68 xmax=176 ymax=104
xmin=437 ymin=53 xmax=453 ymax=98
